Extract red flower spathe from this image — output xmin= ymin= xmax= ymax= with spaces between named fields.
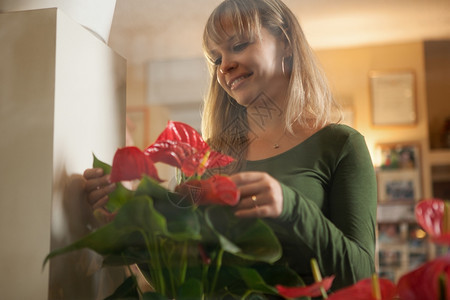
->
xmin=175 ymin=175 xmax=240 ymax=207
xmin=416 ymin=198 xmax=450 ymax=245
xmin=397 ymin=254 xmax=450 ymax=300
xmin=327 ymin=277 xmax=396 ymax=300
xmin=110 ymin=146 xmax=161 ymax=183
xmin=145 ymin=121 xmax=234 ymax=176
xmin=276 ymin=276 xmax=335 ymax=298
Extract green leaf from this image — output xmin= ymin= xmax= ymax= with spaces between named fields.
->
xmin=93 ymin=153 xmax=112 ymax=174
xmin=93 ymin=154 xmax=134 ymax=212
xmin=44 ymin=195 xmax=201 ymax=267
xmin=136 ymin=176 xmax=202 ymax=240
xmin=204 ymin=206 xmax=282 ymax=264
xmin=114 ymin=196 xmax=169 ymax=237
xmin=135 ymin=175 xmax=172 ymax=202
xmin=104 ymin=276 xmax=139 ymax=300
xmin=235 ymin=267 xmax=278 ymax=295
xmin=44 ymin=222 xmax=144 ymax=267
xmin=256 ymin=263 xmax=305 ymax=288
xmin=177 ymin=278 xmax=203 ymax=299
xmin=44 ymin=197 xmax=166 ymax=266
xmin=102 ymin=247 xmax=150 ymax=266
xmin=231 ymin=267 xmax=278 ymax=295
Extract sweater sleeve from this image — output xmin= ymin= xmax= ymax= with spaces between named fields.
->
xmin=277 ymin=131 xmax=377 ymax=290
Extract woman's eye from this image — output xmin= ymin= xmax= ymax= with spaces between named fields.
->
xmin=233 ymin=42 xmax=248 ymax=52
xmin=213 ymin=57 xmax=222 ymax=66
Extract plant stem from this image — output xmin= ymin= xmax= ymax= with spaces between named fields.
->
xmin=140 ymin=229 xmax=166 ymax=296
xmin=139 ymin=230 xmax=159 ymax=292
xmin=372 ymin=273 xmax=381 ymax=300
xmin=310 ymin=258 xmax=328 ymax=299
xmin=201 ymin=258 xmax=210 ymax=294
xmin=241 ymin=290 xmax=253 ymax=299
xmin=371 ymin=273 xmax=381 ymax=300
xmin=153 ymin=235 xmax=166 ymax=296
xmin=161 ymin=239 xmax=176 ymax=297
xmin=179 ymin=241 xmax=188 ymax=284
xmin=209 ymin=248 xmax=224 ymax=298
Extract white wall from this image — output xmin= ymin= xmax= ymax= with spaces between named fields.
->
xmin=0 ymin=8 xmax=126 ymax=299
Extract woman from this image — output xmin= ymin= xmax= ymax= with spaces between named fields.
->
xmin=85 ymin=0 xmax=377 ymax=292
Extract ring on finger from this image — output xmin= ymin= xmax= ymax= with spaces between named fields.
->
xmin=251 ymin=195 xmax=258 ymax=208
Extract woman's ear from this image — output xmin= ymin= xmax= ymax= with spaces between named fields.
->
xmin=282 ymin=35 xmax=292 ymax=58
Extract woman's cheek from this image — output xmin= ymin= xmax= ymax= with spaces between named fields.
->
xmin=216 ymin=73 xmax=228 ymax=92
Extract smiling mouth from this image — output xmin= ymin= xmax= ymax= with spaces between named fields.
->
xmin=229 ymin=73 xmax=252 ymax=90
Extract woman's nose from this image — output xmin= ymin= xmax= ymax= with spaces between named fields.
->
xmin=219 ymin=57 xmax=237 ymax=74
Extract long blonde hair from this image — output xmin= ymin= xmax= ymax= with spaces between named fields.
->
xmin=201 ymin=0 xmax=339 ymax=168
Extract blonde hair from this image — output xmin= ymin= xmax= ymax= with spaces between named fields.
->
xmin=201 ymin=0 xmax=340 ymax=167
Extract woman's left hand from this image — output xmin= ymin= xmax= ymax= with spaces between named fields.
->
xmin=230 ymin=171 xmax=283 ymax=218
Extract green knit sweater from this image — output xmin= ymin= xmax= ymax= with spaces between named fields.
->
xmin=244 ymin=124 xmax=377 ymax=291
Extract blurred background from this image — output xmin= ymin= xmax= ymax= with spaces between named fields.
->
xmin=107 ymin=0 xmax=450 ymax=283
xmin=1 ymin=0 xmax=449 ymax=297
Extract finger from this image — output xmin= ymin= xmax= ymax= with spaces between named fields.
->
xmin=85 ymin=174 xmax=112 ymax=193
xmin=237 ymin=181 xmax=266 ymax=199
xmin=83 ymin=168 xmax=104 ymax=180
xmin=92 ymin=195 xmax=110 ymax=209
xmin=230 ymin=172 xmax=264 ymax=187
xmin=235 ymin=194 xmax=264 ymax=210
xmin=235 ymin=204 xmax=269 ymax=218
xmin=87 ymin=183 xmax=116 ymax=206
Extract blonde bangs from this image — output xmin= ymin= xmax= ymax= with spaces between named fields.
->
xmin=202 ymin=0 xmax=261 ymax=64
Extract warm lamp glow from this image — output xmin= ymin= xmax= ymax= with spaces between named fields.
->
xmin=363 ymin=136 xmax=381 ymax=167
xmin=415 ymin=229 xmax=427 ymax=239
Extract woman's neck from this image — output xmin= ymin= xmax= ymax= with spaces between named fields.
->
xmin=245 ymin=91 xmax=287 ymax=133
xmin=245 ymin=110 xmax=324 ymax=161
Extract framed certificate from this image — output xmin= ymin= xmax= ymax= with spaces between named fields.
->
xmin=369 ymin=71 xmax=417 ymax=126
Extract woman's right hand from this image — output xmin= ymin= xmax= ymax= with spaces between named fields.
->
xmin=83 ymin=168 xmax=117 ymax=222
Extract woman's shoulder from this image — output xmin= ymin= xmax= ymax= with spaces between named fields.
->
xmin=323 ymin=123 xmax=361 ymax=136
xmin=315 ymin=123 xmax=366 ymax=148
xmin=312 ymin=123 xmax=360 ymax=140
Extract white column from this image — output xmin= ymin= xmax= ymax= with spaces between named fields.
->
xmin=0 ymin=8 xmax=126 ymax=300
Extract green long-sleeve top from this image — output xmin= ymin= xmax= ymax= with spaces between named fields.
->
xmin=243 ymin=124 xmax=377 ymax=291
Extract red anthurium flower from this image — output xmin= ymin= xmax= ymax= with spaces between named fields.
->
xmin=154 ymin=121 xmax=207 ymax=151
xmin=397 ymin=255 xmax=450 ymax=300
xmin=205 ymin=151 xmax=235 ymax=170
xmin=145 ymin=121 xmax=234 ymax=176
xmin=416 ymin=198 xmax=450 ymax=245
xmin=326 ymin=277 xmax=396 ymax=300
xmin=145 ymin=140 xmax=195 ymax=169
xmin=276 ymin=276 xmax=335 ymax=298
xmin=110 ymin=146 xmax=161 ymax=183
xmin=175 ymin=175 xmax=240 ymax=207
xmin=180 ymin=151 xmax=208 ymax=177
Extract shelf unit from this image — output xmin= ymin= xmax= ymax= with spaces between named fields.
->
xmin=376 ymin=40 xmax=450 ymax=283
xmin=429 ymin=149 xmax=450 ymax=166
xmin=377 ymin=220 xmax=432 ymax=283
xmin=424 ymin=40 xmax=450 ymax=201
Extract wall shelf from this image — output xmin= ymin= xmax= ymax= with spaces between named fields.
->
xmin=429 ymin=149 xmax=450 ymax=166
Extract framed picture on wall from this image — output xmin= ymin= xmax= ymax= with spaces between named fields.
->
xmin=377 ymin=202 xmax=416 ymax=223
xmin=375 ymin=142 xmax=422 ymax=203
xmin=377 ymin=170 xmax=422 ymax=203
xmin=369 ymin=71 xmax=417 ymax=126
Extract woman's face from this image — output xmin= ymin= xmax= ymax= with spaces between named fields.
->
xmin=208 ymin=26 xmax=289 ymax=107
